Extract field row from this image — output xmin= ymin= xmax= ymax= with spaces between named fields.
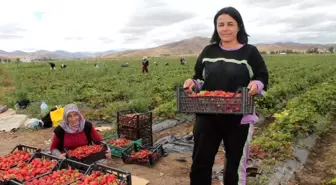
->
xmin=0 ymin=55 xmax=335 ymax=123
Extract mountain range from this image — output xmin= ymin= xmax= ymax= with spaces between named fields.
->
xmin=0 ymin=36 xmax=335 ymax=59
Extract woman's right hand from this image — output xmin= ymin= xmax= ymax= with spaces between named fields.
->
xmin=59 ymin=153 xmax=66 ymax=159
xmin=183 ymin=79 xmax=196 ymax=93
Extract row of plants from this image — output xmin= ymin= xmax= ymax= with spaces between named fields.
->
xmin=251 ymin=75 xmax=336 ymax=161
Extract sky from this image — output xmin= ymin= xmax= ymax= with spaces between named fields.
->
xmin=0 ymin=0 xmax=335 ymax=52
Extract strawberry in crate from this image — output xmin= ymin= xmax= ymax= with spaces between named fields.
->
xmin=67 ymin=145 xmax=104 ymax=159
xmin=122 ymin=144 xmax=164 ymax=166
xmin=1 ymin=158 xmax=57 ymax=182
xmin=25 ymin=169 xmax=84 ymax=185
xmin=130 ymin=149 xmax=152 ymax=158
xmin=108 ymin=138 xmax=131 ymax=148
xmin=73 ymin=171 xmax=126 ymax=185
xmin=0 ymin=150 xmax=31 ymax=170
xmin=189 ymin=90 xmax=241 ymax=97
xmin=119 ymin=110 xmax=150 ymax=128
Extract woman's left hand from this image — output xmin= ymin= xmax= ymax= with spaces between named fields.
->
xmin=247 ymin=81 xmax=258 ymax=96
xmin=105 ymin=147 xmax=111 ymax=159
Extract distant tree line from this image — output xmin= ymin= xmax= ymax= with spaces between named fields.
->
xmin=260 ymin=46 xmax=334 ymax=55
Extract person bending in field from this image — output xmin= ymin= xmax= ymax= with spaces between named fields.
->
xmin=49 ymin=62 xmax=56 ymax=70
xmin=142 ymin=56 xmax=149 ymax=73
xmin=184 ymin=7 xmax=268 ymax=185
xmin=50 ymin=104 xmax=111 ymax=159
xmin=180 ymin=56 xmax=186 ymax=65
xmin=61 ymin=64 xmax=67 ymax=69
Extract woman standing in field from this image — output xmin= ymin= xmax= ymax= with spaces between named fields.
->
xmin=184 ymin=7 xmax=269 ymax=185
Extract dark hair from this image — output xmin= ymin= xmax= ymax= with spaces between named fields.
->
xmin=210 ymin=7 xmax=249 ymax=44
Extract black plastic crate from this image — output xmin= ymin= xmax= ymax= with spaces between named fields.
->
xmin=21 ymin=159 xmax=91 ymax=185
xmin=117 ymin=109 xmax=152 ymax=129
xmin=7 ymin=152 xmax=61 ymax=184
xmin=121 ymin=143 xmax=165 ymax=166
xmin=0 ymin=145 xmax=41 ymax=170
xmin=58 ymin=159 xmax=91 ymax=174
xmin=118 ymin=125 xmax=153 ymax=146
xmin=65 ymin=142 xmax=108 ymax=165
xmin=140 ymin=136 xmax=153 ymax=147
xmin=177 ymin=87 xmax=254 ymax=115
xmin=71 ymin=163 xmax=132 ymax=185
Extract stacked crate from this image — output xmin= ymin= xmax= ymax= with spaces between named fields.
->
xmin=117 ymin=110 xmax=153 ymax=146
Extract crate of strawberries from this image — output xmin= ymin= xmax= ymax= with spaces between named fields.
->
xmin=104 ymin=134 xmax=142 ymax=158
xmin=65 ymin=142 xmax=108 ymax=165
xmin=121 ymin=143 xmax=165 ymax=166
xmin=2 ymin=152 xmax=61 ymax=184
xmin=0 ymin=144 xmax=41 ymax=171
xmin=177 ymin=87 xmax=254 ymax=115
xmin=20 ymin=159 xmax=91 ymax=185
xmin=117 ymin=110 xmax=152 ymax=129
xmin=71 ymin=163 xmax=132 ymax=185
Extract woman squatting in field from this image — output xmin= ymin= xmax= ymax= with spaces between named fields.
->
xmin=183 ymin=7 xmax=269 ymax=185
xmin=50 ymin=104 xmax=111 ymax=159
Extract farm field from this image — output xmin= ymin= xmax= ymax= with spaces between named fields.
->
xmin=1 ymin=54 xmax=336 ymax=185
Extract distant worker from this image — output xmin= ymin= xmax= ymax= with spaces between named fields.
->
xmin=142 ymin=56 xmax=149 ymax=73
xmin=49 ymin=62 xmax=56 ymax=70
xmin=61 ymin=64 xmax=67 ymax=69
xmin=180 ymin=56 xmax=186 ymax=65
xmin=154 ymin=61 xmax=158 ymax=65
xmin=94 ymin=63 xmax=99 ymax=68
xmin=121 ymin=63 xmax=129 ymax=67
xmin=165 ymin=62 xmax=169 ymax=66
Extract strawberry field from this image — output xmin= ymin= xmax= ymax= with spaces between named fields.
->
xmin=1 ymin=54 xmax=336 ymax=184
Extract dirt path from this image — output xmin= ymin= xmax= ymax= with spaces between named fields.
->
xmin=288 ymin=122 xmax=336 ymax=185
xmin=0 ymin=121 xmax=226 ymax=185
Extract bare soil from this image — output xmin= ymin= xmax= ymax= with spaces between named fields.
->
xmin=0 ymin=121 xmax=225 ymax=185
xmin=288 ymin=123 xmax=336 ymax=185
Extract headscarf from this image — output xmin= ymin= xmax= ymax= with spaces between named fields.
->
xmin=59 ymin=104 xmax=86 ymax=133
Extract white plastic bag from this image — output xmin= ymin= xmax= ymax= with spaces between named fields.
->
xmin=27 ymin=118 xmax=42 ymax=128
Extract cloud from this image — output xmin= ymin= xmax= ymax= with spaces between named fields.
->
xmin=0 ymin=24 xmax=26 ymax=34
xmin=122 ymin=0 xmax=196 ymax=31
xmin=183 ymin=22 xmax=212 ymax=33
xmin=123 ymin=35 xmax=143 ymax=43
xmin=120 ymin=26 xmax=157 ymax=35
xmin=0 ymin=34 xmax=24 ymax=39
xmin=278 ymin=12 xmax=335 ymax=30
xmin=127 ymin=10 xmax=196 ymax=27
xmin=0 ymin=0 xmax=336 ymax=52
xmin=0 ymin=24 xmax=26 ymax=40
xmin=98 ymin=37 xmax=115 ymax=44
xmin=64 ymin=36 xmax=83 ymax=41
xmin=242 ymin=0 xmax=299 ymax=8
xmin=295 ymin=0 xmax=335 ymax=9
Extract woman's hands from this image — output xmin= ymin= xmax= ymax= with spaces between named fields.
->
xmin=105 ymin=147 xmax=111 ymax=159
xmin=247 ymin=81 xmax=258 ymax=96
xmin=183 ymin=79 xmax=196 ymax=93
xmin=59 ymin=153 xmax=66 ymax=159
